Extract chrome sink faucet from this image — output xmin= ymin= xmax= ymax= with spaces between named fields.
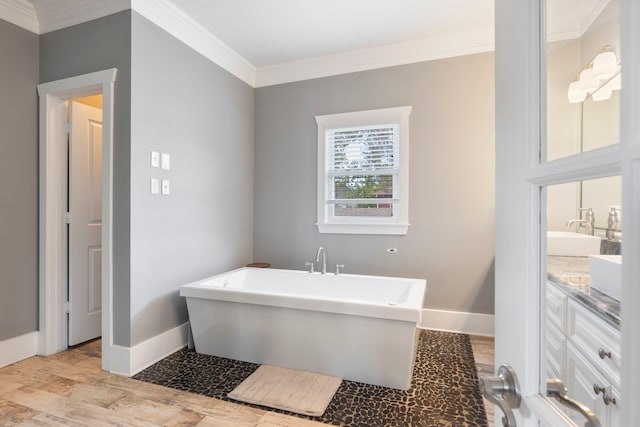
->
xmin=566 ymin=207 xmax=595 ymax=235
xmin=607 ymin=206 xmax=620 ymax=239
xmin=315 ymin=246 xmax=327 ymax=274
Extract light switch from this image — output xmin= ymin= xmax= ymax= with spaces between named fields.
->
xmin=161 ymin=179 xmax=170 ymax=195
xmin=161 ymin=153 xmax=170 ymax=170
xmin=151 ymin=151 xmax=160 ymax=167
xmin=150 ymin=178 xmax=160 ymax=194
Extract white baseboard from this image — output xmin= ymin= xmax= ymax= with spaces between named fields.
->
xmin=0 ymin=331 xmax=39 ymax=368
xmin=108 ymin=322 xmax=189 ymax=376
xmin=419 ymin=309 xmax=494 ymax=337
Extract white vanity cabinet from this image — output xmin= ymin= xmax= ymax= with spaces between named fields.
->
xmin=545 ymin=284 xmax=566 ymax=381
xmin=546 ymin=284 xmax=621 ymax=426
xmin=566 ymin=299 xmax=620 ymax=426
xmin=565 ymin=341 xmax=620 ymax=426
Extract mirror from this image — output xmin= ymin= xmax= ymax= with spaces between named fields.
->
xmin=544 ymin=176 xmax=622 ymax=422
xmin=546 ymin=0 xmax=620 ymax=161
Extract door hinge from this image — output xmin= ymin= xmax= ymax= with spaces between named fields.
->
xmin=63 ymin=122 xmax=71 ymax=134
xmin=64 ymin=212 xmax=71 ymax=224
xmin=64 ymin=301 xmax=71 ymax=314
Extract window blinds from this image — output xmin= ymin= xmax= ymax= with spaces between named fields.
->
xmin=326 ymin=124 xmax=399 ymax=204
xmin=327 ymin=124 xmax=399 ymax=174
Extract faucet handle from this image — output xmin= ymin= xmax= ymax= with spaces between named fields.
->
xmin=578 ymin=207 xmax=595 ymax=225
xmin=335 ymin=264 xmax=345 ymax=275
xmin=304 ymin=262 xmax=315 ymax=273
xmin=578 ymin=207 xmax=594 ymax=217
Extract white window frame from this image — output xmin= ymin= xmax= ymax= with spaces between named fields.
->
xmin=315 ymin=106 xmax=412 ymax=235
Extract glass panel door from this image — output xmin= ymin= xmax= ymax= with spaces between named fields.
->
xmin=492 ymin=0 xmax=638 ymax=425
xmin=541 ymin=0 xmax=623 ymax=425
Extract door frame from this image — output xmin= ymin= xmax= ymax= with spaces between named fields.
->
xmin=495 ymin=0 xmax=640 ymax=425
xmin=37 ymin=68 xmax=117 ymax=372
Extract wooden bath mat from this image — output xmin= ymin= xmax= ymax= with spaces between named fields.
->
xmin=228 ymin=365 xmax=342 ymax=416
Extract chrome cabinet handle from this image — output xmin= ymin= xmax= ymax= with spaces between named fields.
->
xmin=547 ymin=379 xmax=601 ymax=427
xmin=480 ymin=365 xmax=521 ymax=426
xmin=593 ymin=383 xmax=617 ymax=406
xmin=598 ymin=348 xmax=612 ymax=359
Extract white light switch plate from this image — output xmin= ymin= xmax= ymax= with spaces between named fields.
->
xmin=161 ymin=179 xmax=170 ymax=195
xmin=150 ymin=178 xmax=160 ymax=194
xmin=151 ymin=151 xmax=160 ymax=167
xmin=161 ymin=153 xmax=170 ymax=170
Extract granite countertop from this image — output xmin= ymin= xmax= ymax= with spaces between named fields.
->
xmin=547 ymin=256 xmax=621 ymax=329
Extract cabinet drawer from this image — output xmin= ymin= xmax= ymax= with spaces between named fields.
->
xmin=565 ymin=341 xmax=619 ymax=427
xmin=545 ymin=320 xmax=564 ymax=382
xmin=567 ymin=299 xmax=620 ymax=386
xmin=546 ymin=283 xmax=567 ymax=331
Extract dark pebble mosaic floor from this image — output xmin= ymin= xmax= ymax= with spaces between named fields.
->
xmin=133 ymin=330 xmax=488 ymax=426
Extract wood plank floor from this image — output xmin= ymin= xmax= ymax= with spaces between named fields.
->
xmin=1 ymin=335 xmax=495 ymax=426
xmin=470 ymin=335 xmax=495 ymax=427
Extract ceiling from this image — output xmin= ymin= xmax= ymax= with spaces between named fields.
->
xmin=2 ymin=0 xmax=610 ymax=86
xmin=169 ymin=0 xmax=495 ymax=68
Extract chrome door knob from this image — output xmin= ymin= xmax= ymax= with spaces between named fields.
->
xmin=480 ymin=364 xmax=521 ymax=427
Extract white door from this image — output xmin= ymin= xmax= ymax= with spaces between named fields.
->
xmin=491 ymin=0 xmax=639 ymax=426
xmin=68 ymin=101 xmax=103 ymax=346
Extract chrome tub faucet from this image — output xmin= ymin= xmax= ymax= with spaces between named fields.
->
xmin=316 ymin=246 xmax=327 ymax=274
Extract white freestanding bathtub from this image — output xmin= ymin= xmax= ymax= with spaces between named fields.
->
xmin=180 ymin=267 xmax=427 ymax=390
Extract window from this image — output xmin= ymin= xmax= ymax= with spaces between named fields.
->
xmin=315 ymin=106 xmax=412 ymax=234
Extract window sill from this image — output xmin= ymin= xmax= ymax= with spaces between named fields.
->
xmin=316 ymin=223 xmax=409 ymax=235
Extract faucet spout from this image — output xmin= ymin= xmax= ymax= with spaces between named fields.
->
xmin=566 ymin=219 xmax=587 ymax=228
xmin=566 ymin=208 xmax=595 ymax=235
xmin=315 ymin=247 xmax=327 ymax=274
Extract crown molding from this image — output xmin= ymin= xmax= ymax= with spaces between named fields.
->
xmin=34 ymin=0 xmax=129 ymax=34
xmin=578 ymin=0 xmax=611 ymax=37
xmin=1 ymin=0 xmax=609 ymax=88
xmin=131 ymin=0 xmax=256 ymax=87
xmin=255 ymin=28 xmax=495 ymax=87
xmin=547 ymin=0 xmax=610 ymax=43
xmin=0 ymin=0 xmax=38 ymax=33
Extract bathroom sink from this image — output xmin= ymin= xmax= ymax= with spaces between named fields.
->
xmin=547 ymin=231 xmax=601 ymax=256
xmin=589 ymin=255 xmax=622 ymax=301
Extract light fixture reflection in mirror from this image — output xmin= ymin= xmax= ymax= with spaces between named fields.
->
xmin=567 ymin=46 xmax=621 ymax=104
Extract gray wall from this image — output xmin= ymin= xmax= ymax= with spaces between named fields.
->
xmin=4 ymin=8 xmax=492 ymax=349
xmin=254 ymin=54 xmax=496 ymax=315
xmin=40 ymin=11 xmax=133 ymax=346
xmin=129 ymin=13 xmax=254 ymax=345
xmin=38 ymin=11 xmax=255 ymax=347
xmin=0 ymin=19 xmax=39 ymax=341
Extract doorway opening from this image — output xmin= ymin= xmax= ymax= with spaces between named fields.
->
xmin=37 ymin=69 xmax=117 ymax=372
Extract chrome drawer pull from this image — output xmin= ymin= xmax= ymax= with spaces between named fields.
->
xmin=603 ymin=393 xmax=617 ymax=406
xmin=593 ymin=384 xmax=617 ymax=406
xmin=598 ymin=348 xmax=612 ymax=359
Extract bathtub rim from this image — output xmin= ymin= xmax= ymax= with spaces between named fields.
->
xmin=180 ymin=267 xmax=426 ymax=323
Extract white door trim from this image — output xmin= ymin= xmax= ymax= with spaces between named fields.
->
xmin=37 ymin=68 xmax=117 ymax=373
